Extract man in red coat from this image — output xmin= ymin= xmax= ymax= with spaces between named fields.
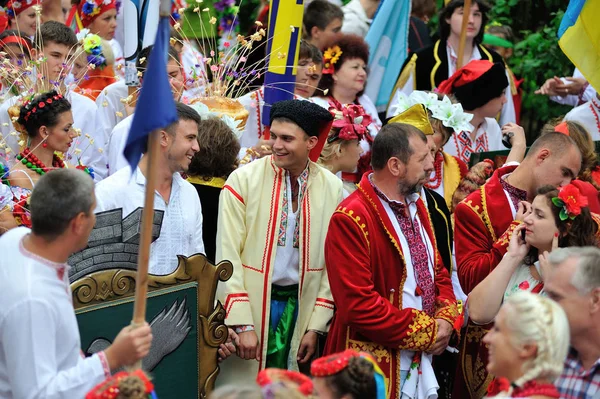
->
xmin=453 ymin=132 xmax=582 ymax=398
xmin=324 ymin=122 xmax=460 ymax=399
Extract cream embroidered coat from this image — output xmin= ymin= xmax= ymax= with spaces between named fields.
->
xmin=215 ymin=156 xmax=343 ymax=385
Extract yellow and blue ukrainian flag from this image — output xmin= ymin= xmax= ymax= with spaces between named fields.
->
xmin=558 ymin=0 xmax=600 ymax=91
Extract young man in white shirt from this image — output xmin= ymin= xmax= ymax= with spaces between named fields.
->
xmin=0 ymin=169 xmax=152 ymax=399
xmin=95 ymin=102 xmax=204 ymax=275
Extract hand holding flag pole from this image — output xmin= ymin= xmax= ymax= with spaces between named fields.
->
xmin=123 ymin=0 xmax=178 ymax=370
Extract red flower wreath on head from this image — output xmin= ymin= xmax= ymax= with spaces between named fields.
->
xmin=85 ymin=369 xmax=154 ymax=399
xmin=328 ymin=104 xmax=372 ymax=143
xmin=552 ymin=183 xmax=588 ymax=221
xmin=311 ymin=349 xmax=360 ymax=377
xmin=256 ymin=368 xmax=313 ymax=396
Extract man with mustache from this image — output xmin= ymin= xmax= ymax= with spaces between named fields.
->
xmin=323 ymin=122 xmax=459 ymax=399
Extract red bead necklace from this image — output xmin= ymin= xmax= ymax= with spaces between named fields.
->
xmin=16 ymin=148 xmax=65 ymax=175
xmin=426 ymin=151 xmax=444 ymax=189
xmin=511 ymin=380 xmax=560 ymax=398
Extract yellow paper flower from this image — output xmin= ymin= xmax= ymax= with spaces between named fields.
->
xmin=324 ymin=45 xmax=342 ymax=65
xmin=83 ymin=34 xmax=102 ymax=53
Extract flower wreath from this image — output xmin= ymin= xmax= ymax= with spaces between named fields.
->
xmin=391 ymin=91 xmax=474 ymax=133
xmin=78 ymin=31 xmax=108 ymax=69
xmin=79 ymin=0 xmax=116 ymax=26
xmin=328 ymin=104 xmax=372 ymax=143
xmin=322 ymin=45 xmax=342 ymax=75
xmin=311 ymin=349 xmax=387 ymax=399
xmin=551 ymin=183 xmax=588 ymax=221
xmin=85 ymin=369 xmax=157 ymax=399
xmin=6 ymin=0 xmax=37 ymax=18
xmin=23 ymin=93 xmax=64 ymax=121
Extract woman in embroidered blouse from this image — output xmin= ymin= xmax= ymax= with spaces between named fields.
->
xmin=467 ymin=183 xmax=598 ymax=325
xmin=311 ymin=34 xmax=382 ymax=184
xmin=483 ymin=291 xmax=569 ymax=398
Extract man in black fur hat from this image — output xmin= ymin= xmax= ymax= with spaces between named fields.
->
xmin=215 ymin=100 xmax=344 ymax=385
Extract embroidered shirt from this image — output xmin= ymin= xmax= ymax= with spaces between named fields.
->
xmin=555 ymin=348 xmax=600 ymax=399
xmin=500 ymin=173 xmax=528 ymax=211
xmin=0 ymin=227 xmax=111 ymax=398
xmin=94 ymin=166 xmax=205 ymax=275
xmin=277 ymin=165 xmax=309 ymax=248
xmin=443 ymin=117 xmax=505 ymax=165
xmin=565 ymin=97 xmax=600 ymax=141
xmin=370 ymin=177 xmax=435 ymax=316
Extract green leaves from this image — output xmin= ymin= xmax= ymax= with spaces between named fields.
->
xmin=551 ymin=197 xmax=564 ymax=208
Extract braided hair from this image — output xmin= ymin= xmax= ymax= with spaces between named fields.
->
xmin=17 ymin=91 xmax=72 ymax=139
xmin=496 ymin=291 xmax=570 ymax=396
xmin=325 ymin=356 xmax=377 ymax=399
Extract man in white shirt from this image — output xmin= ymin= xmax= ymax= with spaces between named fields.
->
xmin=564 ymin=92 xmax=600 ymax=141
xmin=95 ymin=102 xmax=204 ymax=275
xmin=105 ymin=44 xmax=186 ymax=175
xmin=536 ymin=68 xmax=597 ymax=108
xmin=0 ymin=169 xmax=152 ymax=399
xmin=340 ymin=0 xmax=379 ymax=37
xmin=0 ymin=21 xmax=105 ymax=180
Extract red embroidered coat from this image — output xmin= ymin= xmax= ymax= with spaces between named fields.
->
xmin=324 ymin=174 xmax=459 ymax=399
xmin=453 ymin=165 xmax=521 ymax=398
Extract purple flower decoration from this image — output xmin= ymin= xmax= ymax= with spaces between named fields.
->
xmin=214 ymin=0 xmax=234 ymax=12
xmin=219 ymin=14 xmax=238 ymax=32
xmin=87 ymin=54 xmax=106 ymax=67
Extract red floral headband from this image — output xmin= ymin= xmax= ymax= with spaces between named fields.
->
xmin=552 ymin=183 xmax=588 ymax=221
xmin=78 ymin=0 xmax=117 ymax=27
xmin=23 ymin=94 xmax=64 ymax=122
xmin=327 ymin=104 xmax=372 ymax=143
xmin=311 ymin=349 xmax=363 ymax=376
xmin=6 ymin=0 xmax=40 ymax=18
xmin=256 ymin=368 xmax=313 ymax=396
xmin=85 ymin=370 xmax=155 ymax=399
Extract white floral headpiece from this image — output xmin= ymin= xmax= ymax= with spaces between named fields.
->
xmin=390 ymin=91 xmax=474 ymax=133
xmin=189 ymin=102 xmax=243 ymax=140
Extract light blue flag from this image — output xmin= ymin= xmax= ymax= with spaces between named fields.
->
xmin=365 ymin=0 xmax=411 ymax=113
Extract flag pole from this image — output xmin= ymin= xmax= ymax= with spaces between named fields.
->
xmin=456 ymin=0 xmax=472 ymax=70
xmin=128 ymin=0 xmax=172 ymax=370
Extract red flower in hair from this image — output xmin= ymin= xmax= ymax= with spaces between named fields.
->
xmin=329 ymin=104 xmax=372 ymax=142
xmin=38 ymin=102 xmax=45 ymax=108
xmin=553 ymin=183 xmax=588 ymax=220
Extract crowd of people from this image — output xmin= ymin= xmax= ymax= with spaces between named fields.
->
xmin=0 ymin=0 xmax=599 ymax=398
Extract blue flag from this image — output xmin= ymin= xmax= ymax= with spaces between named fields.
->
xmin=124 ymin=16 xmax=178 ymax=171
xmin=261 ymin=0 xmax=305 ymax=134
xmin=364 ymin=0 xmax=411 ymax=112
